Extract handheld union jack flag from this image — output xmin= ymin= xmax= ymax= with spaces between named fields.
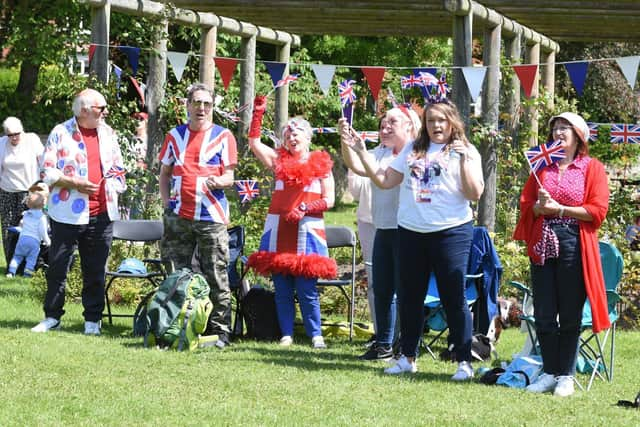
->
xmin=235 ymin=180 xmax=260 ymax=203
xmin=401 ymin=74 xmax=423 ymax=89
xmin=358 ymin=131 xmax=379 ymax=143
xmin=338 ymin=80 xmax=357 ymax=107
xmin=418 ymin=71 xmax=439 ymax=87
xmin=275 ymin=73 xmax=299 ymax=88
xmin=102 ymin=165 xmax=126 ymax=185
xmin=312 ymin=127 xmax=337 ymax=134
xmin=588 ymin=122 xmax=599 ymax=142
xmin=610 ymin=123 xmax=640 ymax=144
xmin=525 ymin=141 xmax=566 ymax=174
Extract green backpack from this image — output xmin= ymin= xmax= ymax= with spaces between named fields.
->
xmin=134 ymin=268 xmax=213 ymax=351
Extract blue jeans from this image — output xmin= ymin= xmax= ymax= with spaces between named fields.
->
xmin=272 ymin=274 xmax=322 ymax=338
xmin=531 ymin=222 xmax=586 ymax=376
xmin=8 ymin=235 xmax=40 ymax=276
xmin=44 ymin=213 xmax=113 ymax=322
xmin=372 ymin=228 xmax=400 ymax=346
xmin=397 ymin=222 xmax=473 ymax=360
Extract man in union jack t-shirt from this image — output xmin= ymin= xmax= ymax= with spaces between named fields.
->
xmin=158 ymin=83 xmax=238 ymax=347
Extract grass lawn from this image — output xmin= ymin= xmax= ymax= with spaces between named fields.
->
xmin=1 ymin=275 xmax=639 ymax=426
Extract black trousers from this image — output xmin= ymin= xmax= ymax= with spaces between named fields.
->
xmin=44 ymin=213 xmax=113 ymax=322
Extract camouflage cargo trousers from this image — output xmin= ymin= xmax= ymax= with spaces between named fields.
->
xmin=161 ymin=212 xmax=231 ymax=336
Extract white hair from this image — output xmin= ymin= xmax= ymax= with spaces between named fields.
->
xmin=281 ymin=117 xmax=313 ymax=140
xmin=2 ymin=116 xmax=23 ymax=134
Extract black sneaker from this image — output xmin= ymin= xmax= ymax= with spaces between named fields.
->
xmin=358 ymin=344 xmax=393 ymax=360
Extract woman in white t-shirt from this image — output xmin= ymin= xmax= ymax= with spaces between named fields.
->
xmin=341 ymin=107 xmax=421 ymax=360
xmin=0 ymin=116 xmax=44 ymax=267
xmin=344 ymin=101 xmax=484 ymax=380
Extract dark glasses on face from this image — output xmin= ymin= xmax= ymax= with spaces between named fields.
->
xmin=190 ymin=100 xmax=213 ymax=109
xmin=91 ymin=105 xmax=108 ymax=113
xmin=6 ymin=132 xmax=20 ymax=138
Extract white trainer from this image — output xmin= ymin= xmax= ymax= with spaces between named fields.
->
xmin=451 ymin=361 xmax=474 ymax=381
xmin=312 ymin=335 xmax=326 ymax=349
xmin=554 ymin=375 xmax=575 ymax=397
xmin=526 ymin=373 xmax=557 ymax=393
xmin=279 ymin=336 xmax=293 ymax=346
xmin=84 ymin=321 xmax=101 ymax=336
xmin=384 ymin=356 xmax=417 ymax=375
xmin=31 ymin=317 xmax=61 ymax=333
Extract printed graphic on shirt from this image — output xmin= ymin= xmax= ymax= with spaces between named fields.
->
xmin=407 ymin=150 xmax=449 ymax=203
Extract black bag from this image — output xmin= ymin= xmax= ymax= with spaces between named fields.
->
xmin=241 ymin=286 xmax=281 ymax=341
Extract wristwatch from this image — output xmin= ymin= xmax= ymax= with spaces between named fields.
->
xmin=299 ymin=202 xmax=307 ymax=212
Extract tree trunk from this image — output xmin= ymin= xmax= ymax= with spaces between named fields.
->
xmin=15 ymin=60 xmax=40 ymax=99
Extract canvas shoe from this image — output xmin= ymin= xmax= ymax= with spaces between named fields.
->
xmin=31 ymin=317 xmax=61 ymax=333
xmin=5 ymin=272 xmax=14 ymax=278
xmin=279 ymin=336 xmax=293 ymax=346
xmin=84 ymin=321 xmax=101 ymax=336
xmin=312 ymin=336 xmax=327 ymax=349
xmin=554 ymin=375 xmax=575 ymax=397
xmin=451 ymin=361 xmax=474 ymax=381
xmin=525 ymin=373 xmax=557 ymax=393
xmin=358 ymin=344 xmax=393 ymax=361
xmin=384 ymin=356 xmax=417 ymax=375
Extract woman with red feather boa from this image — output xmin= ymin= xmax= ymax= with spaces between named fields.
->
xmin=246 ymin=95 xmax=336 ymax=349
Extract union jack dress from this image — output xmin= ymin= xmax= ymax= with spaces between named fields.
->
xmin=248 ymin=149 xmax=337 ymax=279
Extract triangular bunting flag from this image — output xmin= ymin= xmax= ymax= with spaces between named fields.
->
xmin=512 ymin=64 xmax=539 ymax=98
xmin=88 ymin=44 xmax=97 ymax=64
xmin=564 ymin=62 xmax=589 ymax=96
xmin=361 ymin=67 xmax=386 ymax=101
xmin=167 ymin=51 xmax=189 ymax=82
xmin=461 ymin=66 xmax=487 ymax=102
xmin=413 ymin=67 xmax=437 ymax=99
xmin=264 ymin=61 xmax=287 ymax=88
xmin=215 ymin=57 xmax=239 ymax=90
xmin=311 ymin=64 xmax=336 ymax=96
xmin=615 ymin=56 xmax=640 ymax=91
xmin=118 ymin=46 xmax=141 ymax=75
xmin=112 ymin=64 xmax=122 ymax=95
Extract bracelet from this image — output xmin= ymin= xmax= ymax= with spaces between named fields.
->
xmin=558 ymin=206 xmax=565 ymax=218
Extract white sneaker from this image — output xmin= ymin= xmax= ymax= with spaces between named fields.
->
xmin=312 ymin=335 xmax=326 ymax=349
xmin=84 ymin=321 xmax=101 ymax=336
xmin=451 ymin=361 xmax=474 ymax=381
xmin=5 ymin=273 xmax=14 ymax=278
xmin=279 ymin=336 xmax=293 ymax=346
xmin=31 ymin=317 xmax=61 ymax=333
xmin=526 ymin=373 xmax=557 ymax=393
xmin=384 ymin=356 xmax=417 ymax=375
xmin=554 ymin=375 xmax=575 ymax=397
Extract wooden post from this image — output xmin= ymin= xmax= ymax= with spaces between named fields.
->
xmin=525 ymin=42 xmax=540 ymax=146
xmin=452 ymin=10 xmax=473 ymax=133
xmin=542 ymin=49 xmax=556 ymax=110
xmin=504 ymin=33 xmax=522 ymax=150
xmin=274 ymin=41 xmax=291 ymax=137
xmin=238 ymin=34 xmax=256 ymax=153
xmin=89 ymin=1 xmax=110 ymax=83
xmin=146 ymin=18 xmax=168 ymax=170
xmin=200 ymin=25 xmax=217 ymax=90
xmin=477 ymin=22 xmax=501 ymax=231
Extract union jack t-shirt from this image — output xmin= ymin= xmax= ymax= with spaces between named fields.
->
xmin=158 ymin=123 xmax=237 ymax=223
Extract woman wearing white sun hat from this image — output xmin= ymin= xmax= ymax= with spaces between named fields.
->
xmin=514 ymin=111 xmax=610 ymax=397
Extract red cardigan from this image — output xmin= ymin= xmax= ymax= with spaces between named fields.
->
xmin=513 ymin=157 xmax=610 ymax=333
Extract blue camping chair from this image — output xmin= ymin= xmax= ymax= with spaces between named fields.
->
xmin=509 ymin=241 xmax=623 ymax=391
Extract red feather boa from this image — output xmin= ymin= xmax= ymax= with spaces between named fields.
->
xmin=247 ymin=251 xmax=337 ymax=279
xmin=274 ymin=149 xmax=333 ymax=185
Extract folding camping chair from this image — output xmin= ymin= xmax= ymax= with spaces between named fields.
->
xmin=316 ymin=225 xmax=357 ymax=339
xmin=227 ymin=225 xmax=248 ymax=336
xmin=509 ymin=241 xmax=623 ymax=391
xmin=103 ymin=219 xmax=166 ymax=324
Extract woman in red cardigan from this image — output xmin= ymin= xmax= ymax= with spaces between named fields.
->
xmin=513 ymin=112 xmax=609 ymax=397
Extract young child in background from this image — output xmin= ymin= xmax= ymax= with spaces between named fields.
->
xmin=6 ymin=182 xmax=50 ymax=278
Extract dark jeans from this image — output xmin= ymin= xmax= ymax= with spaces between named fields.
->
xmin=0 ymin=189 xmax=27 ymax=267
xmin=397 ymin=222 xmax=473 ymax=360
xmin=44 ymin=213 xmax=113 ymax=322
xmin=372 ymin=228 xmax=400 ymax=346
xmin=531 ymin=222 xmax=586 ymax=376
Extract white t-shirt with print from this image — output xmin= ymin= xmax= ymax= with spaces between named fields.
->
xmin=390 ymin=141 xmax=482 ymax=233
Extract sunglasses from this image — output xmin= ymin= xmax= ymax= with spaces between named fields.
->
xmin=6 ymin=132 xmax=20 ymax=138
xmin=91 ymin=105 xmax=108 ymax=113
xmin=190 ymin=100 xmax=213 ymax=109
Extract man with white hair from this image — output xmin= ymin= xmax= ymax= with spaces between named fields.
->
xmin=32 ymin=88 xmax=126 ymax=335
xmin=0 ymin=116 xmax=43 ymax=267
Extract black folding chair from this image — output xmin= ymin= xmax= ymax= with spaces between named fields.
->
xmin=316 ymin=225 xmax=357 ymax=340
xmin=103 ymin=219 xmax=166 ymax=325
